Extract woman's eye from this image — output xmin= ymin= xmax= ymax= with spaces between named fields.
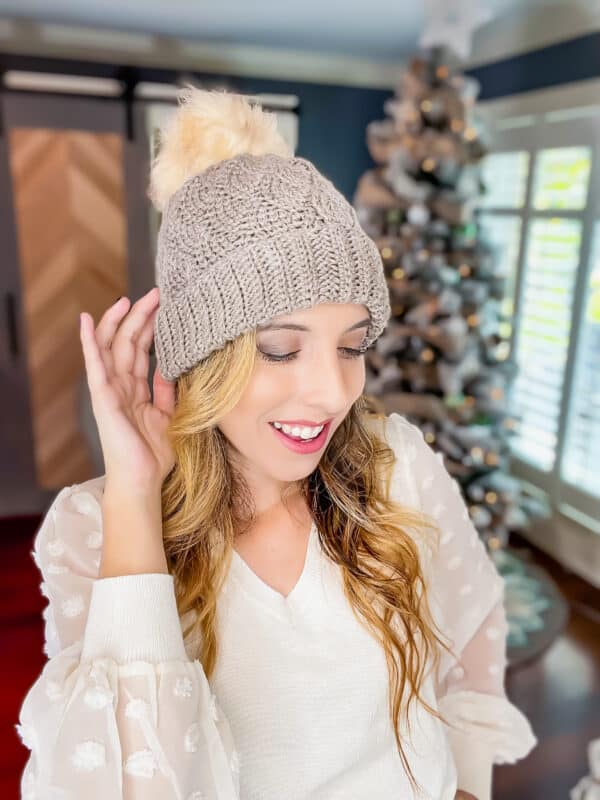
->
xmin=257 ymin=346 xmax=368 ymax=364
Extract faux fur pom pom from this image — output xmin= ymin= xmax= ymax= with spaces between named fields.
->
xmin=147 ymin=85 xmax=293 ymax=212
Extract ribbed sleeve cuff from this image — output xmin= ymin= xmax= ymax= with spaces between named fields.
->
xmin=448 ymin=729 xmax=494 ymax=800
xmin=81 ymin=573 xmax=189 ymax=664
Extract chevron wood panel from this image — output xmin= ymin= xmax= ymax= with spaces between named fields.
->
xmin=9 ymin=128 xmax=129 ymax=490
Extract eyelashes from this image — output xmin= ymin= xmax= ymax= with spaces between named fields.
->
xmin=257 ymin=346 xmax=368 ymax=364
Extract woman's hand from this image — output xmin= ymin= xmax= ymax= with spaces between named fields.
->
xmin=79 ymin=287 xmax=176 ymax=493
xmin=454 ymin=791 xmax=479 ymax=800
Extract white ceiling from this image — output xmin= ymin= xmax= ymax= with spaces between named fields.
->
xmin=0 ymin=0 xmax=598 ymax=65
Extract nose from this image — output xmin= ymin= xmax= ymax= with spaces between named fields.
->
xmin=301 ymin=347 xmax=361 ymax=414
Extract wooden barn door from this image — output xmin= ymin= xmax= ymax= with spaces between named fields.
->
xmin=10 ymin=124 xmax=128 ymax=486
xmin=0 ymin=91 xmax=152 ymax=512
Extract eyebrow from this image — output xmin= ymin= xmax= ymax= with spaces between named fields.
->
xmin=257 ymin=317 xmax=371 ymax=333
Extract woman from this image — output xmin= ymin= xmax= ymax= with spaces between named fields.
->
xmin=16 ymin=87 xmax=537 ymax=799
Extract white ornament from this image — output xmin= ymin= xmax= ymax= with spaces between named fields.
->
xmin=419 ymin=0 xmax=494 ymax=61
xmin=407 ymin=203 xmax=430 ymax=227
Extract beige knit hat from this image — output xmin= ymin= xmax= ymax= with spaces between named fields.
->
xmin=148 ymin=86 xmax=391 ymax=382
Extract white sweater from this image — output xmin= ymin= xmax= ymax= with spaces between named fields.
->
xmin=16 ymin=413 xmax=537 ymax=799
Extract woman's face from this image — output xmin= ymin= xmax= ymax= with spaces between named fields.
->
xmin=217 ymin=302 xmax=370 ymax=513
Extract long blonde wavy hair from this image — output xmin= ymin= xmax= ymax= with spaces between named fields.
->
xmin=160 ymin=326 xmax=457 ymax=796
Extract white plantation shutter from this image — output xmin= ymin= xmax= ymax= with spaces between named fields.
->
xmin=531 ymin=146 xmax=592 ymax=210
xmin=562 ymin=221 xmax=600 ymax=500
xmin=475 ymin=105 xmax=600 ymax=532
xmin=479 ymin=150 xmax=529 ymax=210
xmin=477 ymin=214 xmax=522 ymax=332
xmin=510 ymin=216 xmax=583 ymax=471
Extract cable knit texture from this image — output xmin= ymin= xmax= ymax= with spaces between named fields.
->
xmin=153 ymin=151 xmax=392 ymax=381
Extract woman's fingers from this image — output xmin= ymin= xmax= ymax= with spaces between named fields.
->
xmin=111 ymin=288 xmax=160 ymax=377
xmin=79 ymin=311 xmax=109 ymax=396
xmin=132 ymin=303 xmax=159 ymax=380
xmin=152 ymin=367 xmax=176 ymax=417
xmin=94 ymin=296 xmax=132 ymax=377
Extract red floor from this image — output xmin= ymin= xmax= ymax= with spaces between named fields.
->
xmin=1 ymin=515 xmax=47 ymax=799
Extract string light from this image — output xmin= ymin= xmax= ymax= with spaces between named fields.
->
xmin=392 ymin=268 xmax=405 ymax=280
xmin=381 ymin=246 xmax=393 ymax=259
xmin=488 ymin=536 xmax=501 ymax=551
xmin=424 ymin=431 xmax=436 ymax=444
xmin=495 ymin=341 xmax=510 ymax=361
xmin=421 ymin=157 xmax=436 ymax=172
xmin=436 ymin=65 xmax=449 ymax=80
xmin=467 ymin=313 xmax=479 ymax=327
xmin=485 ymin=491 xmax=498 ymax=504
xmin=450 ymin=119 xmax=464 ymax=132
xmin=421 ymin=99 xmax=433 ymax=112
xmin=485 ymin=451 xmax=499 ymax=466
xmin=458 ymin=264 xmax=471 ymax=277
xmin=463 ymin=126 xmax=477 ymax=140
xmin=470 ymin=446 xmax=483 ymax=460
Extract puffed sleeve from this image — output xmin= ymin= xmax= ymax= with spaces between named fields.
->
xmin=16 ymin=476 xmax=240 ymax=799
xmin=384 ymin=413 xmax=538 ymax=800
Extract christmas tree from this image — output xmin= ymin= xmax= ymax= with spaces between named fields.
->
xmin=353 ymin=46 xmax=550 ymax=557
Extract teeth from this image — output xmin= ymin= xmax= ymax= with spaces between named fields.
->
xmin=272 ymin=422 xmax=324 ymax=440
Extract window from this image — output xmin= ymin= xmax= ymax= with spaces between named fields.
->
xmin=475 ymin=100 xmax=600 ymax=532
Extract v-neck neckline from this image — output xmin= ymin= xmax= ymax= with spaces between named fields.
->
xmin=229 ymin=520 xmax=319 ymax=613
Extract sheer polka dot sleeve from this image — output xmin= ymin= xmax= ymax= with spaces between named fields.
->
xmin=385 ymin=413 xmax=538 ymax=800
xmin=16 ymin=476 xmax=240 ymax=799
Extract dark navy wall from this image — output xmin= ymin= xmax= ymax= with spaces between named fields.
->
xmin=466 ymin=31 xmax=600 ymax=101
xmin=230 ymin=75 xmax=392 ymax=202
xmin=229 ymin=31 xmax=600 ymax=200
xmin=2 ymin=29 xmax=598 ymax=203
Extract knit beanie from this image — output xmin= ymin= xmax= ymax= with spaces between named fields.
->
xmin=148 ymin=86 xmax=392 ymax=382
